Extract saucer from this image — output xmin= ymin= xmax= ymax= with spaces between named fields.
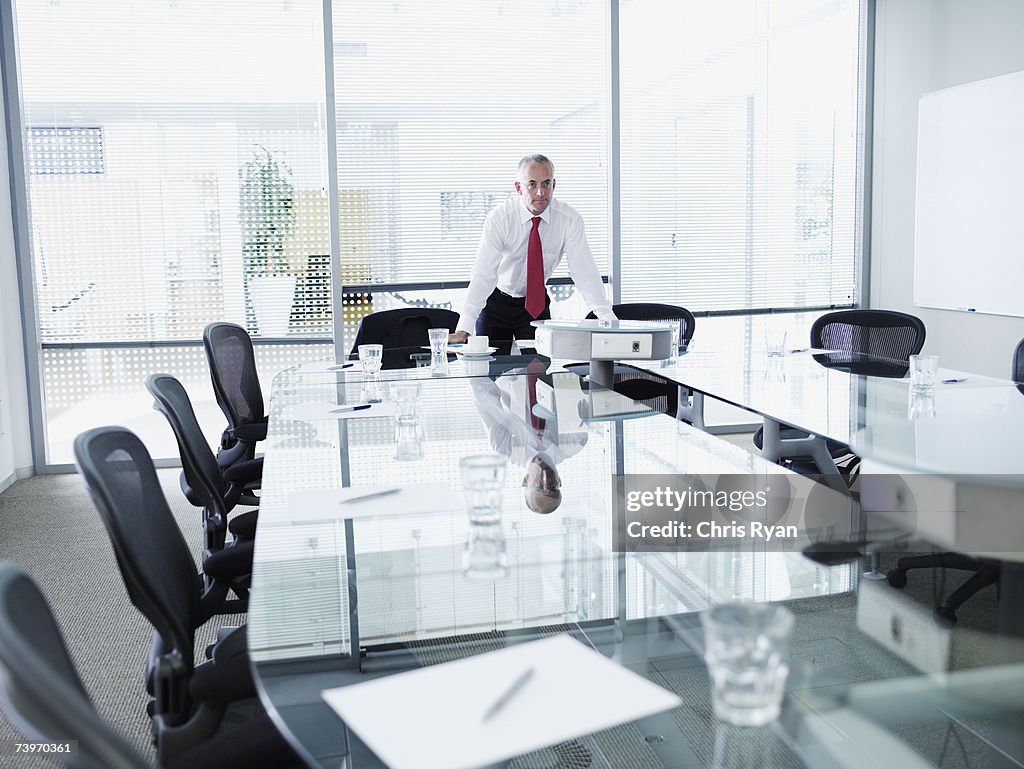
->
xmin=456 ymin=348 xmax=497 ymax=359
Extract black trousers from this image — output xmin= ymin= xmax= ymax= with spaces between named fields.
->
xmin=476 ymin=288 xmax=551 ymax=341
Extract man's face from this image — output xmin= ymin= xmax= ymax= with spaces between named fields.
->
xmin=515 ymin=161 xmax=555 ymax=216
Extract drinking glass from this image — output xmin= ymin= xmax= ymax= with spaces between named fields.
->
xmin=428 ymin=328 xmax=449 ymax=375
xmin=702 ymin=601 xmax=793 ymax=726
xmin=909 ymin=354 xmax=939 ymax=392
xmin=765 ymin=327 xmax=788 ymax=357
xmin=357 ymin=344 xmax=383 ymax=375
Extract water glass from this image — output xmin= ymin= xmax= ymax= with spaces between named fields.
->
xmin=460 ymin=454 xmax=506 ymax=524
xmin=660 ymin=319 xmax=683 ymax=367
xmin=358 ymin=344 xmax=384 ymax=375
xmin=428 ymin=328 xmax=448 ymax=355
xmin=702 ymin=601 xmax=793 ymax=726
xmin=909 ymin=354 xmax=939 ymax=392
xmin=765 ymin=327 xmax=788 ymax=358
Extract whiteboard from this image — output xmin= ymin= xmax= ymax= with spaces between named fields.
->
xmin=914 ymin=70 xmax=1024 ymax=318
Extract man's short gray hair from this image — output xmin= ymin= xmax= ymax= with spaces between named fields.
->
xmin=518 ymin=154 xmax=554 ymax=178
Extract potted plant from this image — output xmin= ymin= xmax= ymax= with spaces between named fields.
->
xmin=239 ymin=145 xmax=296 ymax=336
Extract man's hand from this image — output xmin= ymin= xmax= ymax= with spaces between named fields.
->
xmin=449 ymin=331 xmax=470 ymax=344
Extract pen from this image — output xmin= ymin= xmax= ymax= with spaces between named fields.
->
xmin=340 ymin=488 xmax=401 ymax=504
xmin=330 ymin=404 xmax=372 ymax=414
xmin=329 ymin=363 xmax=355 ymax=370
xmin=942 ymin=378 xmax=967 ymax=384
xmin=482 ymin=667 xmax=535 ymax=722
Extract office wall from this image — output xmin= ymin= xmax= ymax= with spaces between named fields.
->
xmin=872 ymin=0 xmax=1024 ymax=376
xmin=0 ymin=66 xmax=32 ymax=489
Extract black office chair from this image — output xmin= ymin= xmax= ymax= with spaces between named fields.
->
xmin=72 ymin=427 xmax=300 ymax=768
xmin=349 ymin=307 xmax=459 ymax=355
xmin=146 ymin=374 xmax=258 ymax=578
xmin=565 ymin=303 xmax=696 ymax=417
xmin=883 ymin=336 xmax=1019 ymax=624
xmin=203 ymin=322 xmax=267 ymax=478
xmin=0 ymin=563 xmax=300 ymax=769
xmin=0 ymin=561 xmax=150 ymax=769
xmin=754 ymin=309 xmax=926 ymax=474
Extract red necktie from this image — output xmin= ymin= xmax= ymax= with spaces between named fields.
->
xmin=525 ymin=216 xmax=545 ymax=319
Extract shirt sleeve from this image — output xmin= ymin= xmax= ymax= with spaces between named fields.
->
xmin=563 ymin=213 xmax=616 ymax=320
xmin=457 ymin=210 xmax=505 ymax=334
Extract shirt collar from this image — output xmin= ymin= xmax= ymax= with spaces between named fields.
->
xmin=518 ymin=197 xmax=552 ymax=225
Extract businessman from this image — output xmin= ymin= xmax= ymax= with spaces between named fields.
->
xmin=450 ymin=154 xmax=615 ymax=344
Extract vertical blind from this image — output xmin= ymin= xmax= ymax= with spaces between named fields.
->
xmin=619 ymin=0 xmax=861 ymax=311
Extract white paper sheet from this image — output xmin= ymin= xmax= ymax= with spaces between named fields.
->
xmin=321 ymin=634 xmax=682 ymax=769
xmin=288 ymin=482 xmax=461 ymax=522
xmin=284 ymin=401 xmax=396 ymax=422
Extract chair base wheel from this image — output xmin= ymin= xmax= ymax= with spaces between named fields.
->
xmin=886 ymin=569 xmax=907 ymax=588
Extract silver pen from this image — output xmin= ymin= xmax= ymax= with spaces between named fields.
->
xmin=340 ymin=487 xmax=401 ymax=504
xmin=482 ymin=667 xmax=535 ymax=722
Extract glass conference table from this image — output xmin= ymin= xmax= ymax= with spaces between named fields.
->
xmin=249 ymin=354 xmax=1024 ymax=769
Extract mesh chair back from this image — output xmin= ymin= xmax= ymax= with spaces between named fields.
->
xmin=587 ymin=303 xmax=696 ymax=347
xmin=350 ymin=308 xmax=459 ymax=354
xmin=1013 ymin=338 xmax=1024 ymax=382
xmin=203 ymin=322 xmax=265 ymax=432
xmin=73 ymin=427 xmax=201 ymax=669
xmin=0 ymin=564 xmax=151 ymax=769
xmin=1012 ymin=338 xmax=1024 ymax=395
xmin=811 ymin=309 xmax=925 ymax=362
xmin=146 ymin=373 xmax=229 ymax=523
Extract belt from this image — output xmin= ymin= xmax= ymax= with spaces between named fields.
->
xmin=493 ymin=288 xmax=526 ymax=301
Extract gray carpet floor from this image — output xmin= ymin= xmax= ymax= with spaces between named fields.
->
xmin=0 ymin=470 xmax=227 ymax=769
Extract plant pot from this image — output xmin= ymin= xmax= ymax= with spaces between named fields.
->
xmin=248 ymin=274 xmax=296 ymax=337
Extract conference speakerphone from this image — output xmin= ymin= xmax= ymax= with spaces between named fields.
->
xmin=532 ymin=319 xmax=674 ymax=388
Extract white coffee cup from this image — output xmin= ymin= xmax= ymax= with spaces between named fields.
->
xmin=466 ymin=334 xmax=489 ymax=354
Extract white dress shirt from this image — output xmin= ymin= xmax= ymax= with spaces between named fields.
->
xmin=456 ymin=196 xmax=615 ymax=334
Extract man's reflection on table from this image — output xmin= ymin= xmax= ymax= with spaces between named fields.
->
xmin=471 ymin=359 xmax=588 ymax=514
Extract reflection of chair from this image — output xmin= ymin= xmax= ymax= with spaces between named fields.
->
xmin=885 ymin=336 xmax=1020 ymax=625
xmin=72 ymin=427 xmax=300 ymax=768
xmin=146 ymin=374 xmax=258 ymax=583
xmin=203 ymin=322 xmax=267 ymax=475
xmin=349 ymin=308 xmax=459 ymax=355
xmin=569 ymin=303 xmax=696 ymax=417
xmin=755 ymin=309 xmax=926 ymax=475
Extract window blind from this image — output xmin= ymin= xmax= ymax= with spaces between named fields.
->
xmin=17 ymin=0 xmax=332 ymax=345
xmin=13 ymin=0 xmax=332 ymax=463
xmin=618 ymin=0 xmax=860 ymax=311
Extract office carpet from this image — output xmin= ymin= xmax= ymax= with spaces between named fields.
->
xmin=0 ymin=470 xmax=221 ymax=769
xmin=0 ymin=471 xmax=1007 ymax=769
